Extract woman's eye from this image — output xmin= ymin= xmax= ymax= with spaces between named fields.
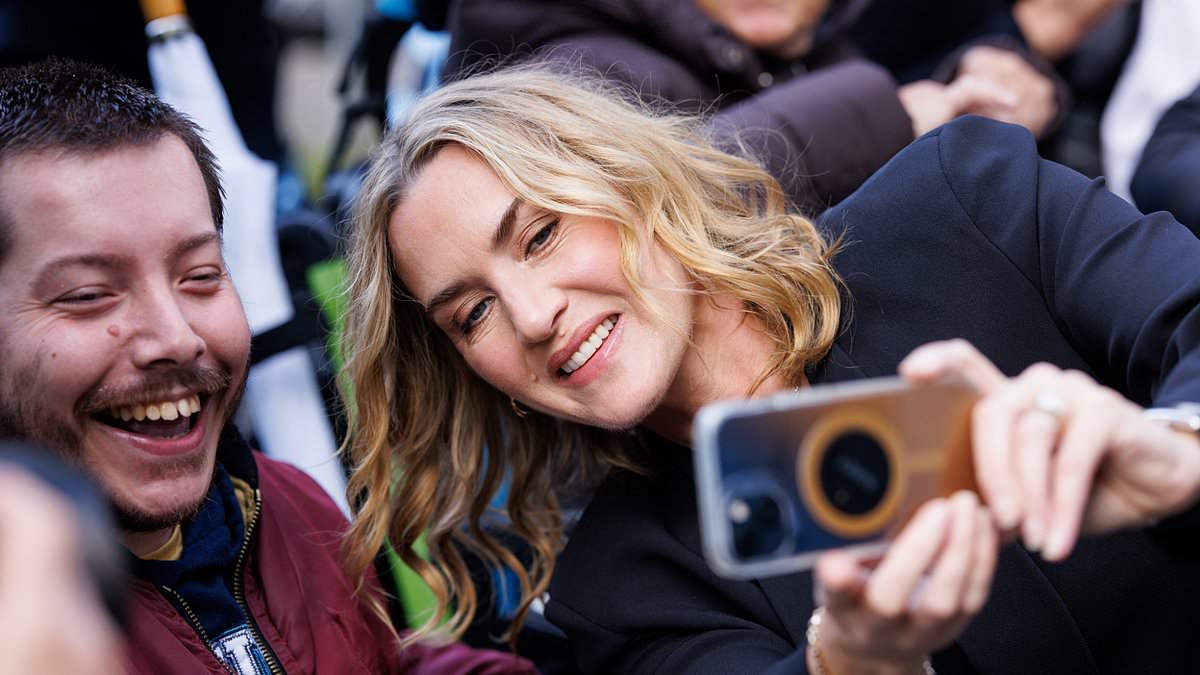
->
xmin=459 ymin=297 xmax=493 ymax=335
xmin=525 ymin=220 xmax=558 ymax=256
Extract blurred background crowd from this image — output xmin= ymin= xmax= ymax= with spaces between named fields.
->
xmin=1 ymin=0 xmax=1197 ymax=671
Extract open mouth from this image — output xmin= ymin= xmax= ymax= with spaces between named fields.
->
xmin=560 ymin=316 xmax=617 ymax=376
xmin=93 ymin=394 xmax=203 ymax=440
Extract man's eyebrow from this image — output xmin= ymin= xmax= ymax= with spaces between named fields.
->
xmin=170 ymin=232 xmax=221 ymax=261
xmin=32 ymin=253 xmax=128 ymax=290
xmin=425 ymin=198 xmax=522 ymax=313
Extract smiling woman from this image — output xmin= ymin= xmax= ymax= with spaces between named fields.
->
xmin=342 ymin=66 xmax=1200 ymax=675
xmin=342 ymin=66 xmax=842 ymax=640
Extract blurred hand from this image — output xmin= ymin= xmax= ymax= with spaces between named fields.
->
xmin=0 ymin=467 xmax=123 ymax=675
xmin=955 ymin=46 xmax=1057 ymax=139
xmin=812 ymin=492 xmax=998 ymax=675
xmin=897 ymin=76 xmax=1017 ymax=137
xmin=901 ymin=339 xmax=1200 ymax=562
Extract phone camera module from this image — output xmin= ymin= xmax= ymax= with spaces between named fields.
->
xmin=819 ymin=431 xmax=891 ymax=516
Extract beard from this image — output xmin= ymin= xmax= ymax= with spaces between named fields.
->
xmin=0 ymin=362 xmax=246 ymax=533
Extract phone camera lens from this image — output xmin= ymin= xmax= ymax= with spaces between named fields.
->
xmin=819 ymin=431 xmax=891 ymax=516
xmin=729 ymin=493 xmax=790 ymax=559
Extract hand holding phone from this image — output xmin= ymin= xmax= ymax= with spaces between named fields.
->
xmin=693 ymin=377 xmax=979 ymax=579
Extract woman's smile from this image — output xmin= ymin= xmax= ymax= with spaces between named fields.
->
xmin=389 ymin=145 xmax=695 ymax=429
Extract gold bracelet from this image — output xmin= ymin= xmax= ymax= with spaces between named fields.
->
xmin=806 ymin=607 xmax=936 ymax=675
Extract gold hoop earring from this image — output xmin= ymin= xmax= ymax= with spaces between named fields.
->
xmin=510 ymin=397 xmax=529 ymax=418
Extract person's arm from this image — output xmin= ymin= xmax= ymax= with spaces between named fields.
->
xmin=933 ymin=117 xmax=1200 ymax=405
xmin=1130 ymin=84 xmax=1200 ymax=238
xmin=919 ymin=116 xmax=1200 ymax=549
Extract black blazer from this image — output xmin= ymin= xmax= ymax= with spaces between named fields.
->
xmin=545 ymin=117 xmax=1200 ymax=674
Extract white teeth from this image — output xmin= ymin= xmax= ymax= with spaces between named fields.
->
xmin=579 ymin=341 xmax=598 ymax=359
xmin=561 ymin=317 xmax=616 ymax=375
xmin=114 ymin=395 xmax=202 ymax=424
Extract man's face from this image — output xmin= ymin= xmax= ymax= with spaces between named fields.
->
xmin=0 ymin=136 xmax=251 ymax=531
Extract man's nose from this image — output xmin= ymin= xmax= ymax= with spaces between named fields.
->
xmin=128 ymin=289 xmax=207 ymax=368
xmin=503 ymin=279 xmax=567 ymax=345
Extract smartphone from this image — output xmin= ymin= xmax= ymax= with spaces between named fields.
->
xmin=693 ymin=377 xmax=978 ymax=580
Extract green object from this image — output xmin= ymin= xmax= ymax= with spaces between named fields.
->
xmin=305 ymin=258 xmax=443 ymax=627
xmin=307 ymin=259 xmax=350 ymax=369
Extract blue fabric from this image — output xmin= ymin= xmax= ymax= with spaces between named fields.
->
xmin=376 ymin=0 xmax=417 ymax=21
xmin=133 ymin=465 xmax=269 ymax=673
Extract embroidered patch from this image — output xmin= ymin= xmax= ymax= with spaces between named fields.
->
xmin=210 ymin=624 xmax=271 ymax=675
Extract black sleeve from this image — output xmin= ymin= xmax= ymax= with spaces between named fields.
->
xmin=933 ymin=116 xmax=1200 ymax=407
xmin=1130 ymin=84 xmax=1200 ymax=238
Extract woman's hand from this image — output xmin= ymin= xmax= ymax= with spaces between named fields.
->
xmin=900 ymin=339 xmax=1200 ymax=561
xmin=812 ymin=491 xmax=997 ymax=675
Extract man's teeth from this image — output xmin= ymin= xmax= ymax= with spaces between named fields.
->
xmin=111 ymin=395 xmax=202 ymax=422
xmin=561 ymin=318 xmax=615 ymax=375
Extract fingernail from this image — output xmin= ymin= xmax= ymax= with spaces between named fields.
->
xmin=991 ymin=496 xmax=1018 ymax=529
xmin=1024 ymin=517 xmax=1044 ymax=552
xmin=1043 ymin=528 xmax=1070 ymax=561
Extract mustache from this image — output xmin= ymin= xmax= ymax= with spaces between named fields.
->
xmin=77 ymin=366 xmax=232 ymax=415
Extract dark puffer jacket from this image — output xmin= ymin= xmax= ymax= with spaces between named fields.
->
xmin=446 ymin=0 xmax=912 ymax=213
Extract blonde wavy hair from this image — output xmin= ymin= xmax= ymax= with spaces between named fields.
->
xmin=340 ymin=66 xmax=844 ymax=648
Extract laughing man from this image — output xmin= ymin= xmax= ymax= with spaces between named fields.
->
xmin=0 ymin=58 xmax=533 ymax=674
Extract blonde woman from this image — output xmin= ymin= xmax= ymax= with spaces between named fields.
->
xmin=341 ymin=68 xmax=1200 ymax=674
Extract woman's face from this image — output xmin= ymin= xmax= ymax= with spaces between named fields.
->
xmin=389 ymin=146 xmax=696 ymax=430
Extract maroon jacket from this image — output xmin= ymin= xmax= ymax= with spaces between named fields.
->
xmin=123 ymin=438 xmax=534 ymax=674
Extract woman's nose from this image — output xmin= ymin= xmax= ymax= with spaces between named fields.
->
xmin=503 ymin=280 xmax=567 ymax=345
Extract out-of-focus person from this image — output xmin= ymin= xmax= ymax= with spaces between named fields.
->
xmin=1012 ymin=0 xmax=1133 ymax=62
xmin=445 ymin=0 xmax=1059 ymax=212
xmin=1100 ymin=0 xmax=1200 ymax=201
xmin=0 ymin=444 xmax=123 ymax=675
xmin=0 ymin=58 xmax=534 ymax=675
xmin=1130 ymin=83 xmax=1200 ymax=237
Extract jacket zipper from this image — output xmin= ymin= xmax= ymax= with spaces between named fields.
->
xmin=161 ymin=584 xmax=214 ymax=644
xmin=233 ymin=489 xmax=286 ymax=675
xmin=159 ymin=489 xmax=286 ymax=675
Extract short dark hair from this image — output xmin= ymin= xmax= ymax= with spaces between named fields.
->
xmin=0 ymin=58 xmax=224 ymax=259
